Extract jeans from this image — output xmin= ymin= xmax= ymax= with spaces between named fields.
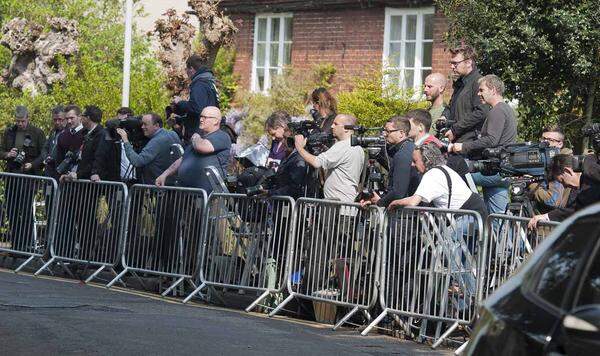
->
xmin=470 ymin=173 xmax=510 ymax=214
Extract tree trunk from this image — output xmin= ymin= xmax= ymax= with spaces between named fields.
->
xmin=581 ymin=81 xmax=597 ymax=153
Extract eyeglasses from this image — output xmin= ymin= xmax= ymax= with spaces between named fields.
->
xmin=383 ymin=129 xmax=403 ymax=135
xmin=450 ymin=58 xmax=468 ymax=67
xmin=200 ymin=115 xmax=219 ymax=120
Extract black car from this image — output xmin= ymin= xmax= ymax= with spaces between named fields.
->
xmin=466 ymin=203 xmax=600 ymax=355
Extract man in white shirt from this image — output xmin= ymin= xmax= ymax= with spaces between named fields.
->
xmin=294 ymin=114 xmax=364 ymax=203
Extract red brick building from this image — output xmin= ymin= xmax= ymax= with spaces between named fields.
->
xmin=219 ymin=0 xmax=451 ymax=93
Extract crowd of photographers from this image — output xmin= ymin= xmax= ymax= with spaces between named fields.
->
xmin=2 ymin=46 xmax=600 ymax=232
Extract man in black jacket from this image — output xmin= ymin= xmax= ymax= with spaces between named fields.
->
xmin=529 ymin=154 xmax=600 ymax=228
xmin=172 ymin=54 xmax=219 ymax=144
xmin=360 ymin=116 xmax=420 ymax=208
xmin=445 ymin=44 xmax=490 ymax=144
xmin=0 ymin=105 xmax=46 ymax=175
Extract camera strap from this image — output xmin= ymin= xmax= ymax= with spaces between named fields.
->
xmin=434 ymin=166 xmax=452 ymax=209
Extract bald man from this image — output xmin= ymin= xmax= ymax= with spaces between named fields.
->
xmin=424 ymin=73 xmax=450 ymax=134
xmin=295 ymin=114 xmax=364 ymax=203
xmin=157 ymin=106 xmax=231 ymax=193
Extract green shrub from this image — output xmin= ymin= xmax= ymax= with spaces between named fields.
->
xmin=213 ymin=46 xmax=239 ymax=111
xmin=338 ymin=68 xmax=429 ymax=128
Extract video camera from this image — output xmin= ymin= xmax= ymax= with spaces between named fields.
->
xmin=468 ymin=142 xmax=560 ymax=179
xmin=348 ymin=126 xmax=385 ymax=148
xmin=434 ymin=118 xmax=457 ymax=140
xmin=56 ymin=150 xmax=79 ymax=175
xmin=287 ymin=120 xmax=333 ymax=155
xmin=582 ymin=123 xmax=600 ymax=153
xmin=105 ymin=116 xmax=148 ymax=151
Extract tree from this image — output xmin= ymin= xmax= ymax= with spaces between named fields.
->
xmin=0 ymin=0 xmax=170 ymax=132
xmin=436 ymin=0 xmax=600 ymax=151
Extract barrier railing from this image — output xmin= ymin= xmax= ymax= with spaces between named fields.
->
xmin=362 ymin=206 xmax=485 ymax=343
xmin=268 ymin=198 xmax=383 ymax=330
xmin=481 ymin=214 xmax=559 ymax=300
xmin=107 ymin=185 xmax=207 ymax=297
xmin=0 ymin=172 xmax=57 ymax=272
xmin=35 ymin=180 xmax=128 ymax=282
xmin=183 ymin=193 xmax=294 ymax=311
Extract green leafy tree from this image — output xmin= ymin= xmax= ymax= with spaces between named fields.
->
xmin=436 ymin=0 xmax=600 ymax=151
xmin=0 ymin=0 xmax=170 ymax=132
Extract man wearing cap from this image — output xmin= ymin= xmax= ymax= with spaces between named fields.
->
xmin=0 ymin=105 xmax=46 ymax=175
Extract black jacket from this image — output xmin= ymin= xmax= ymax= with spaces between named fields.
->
xmin=268 ymin=150 xmax=308 ymax=200
xmin=449 ymin=68 xmax=491 ymax=143
xmin=0 ymin=124 xmax=46 ymax=174
xmin=175 ymin=67 xmax=219 ymax=142
xmin=548 ymin=155 xmax=600 ymax=221
xmin=93 ymin=130 xmax=124 ymax=182
xmin=378 ymin=140 xmax=421 ymax=207
xmin=77 ymin=124 xmax=103 ymax=180
xmin=42 ymin=128 xmax=63 ymax=178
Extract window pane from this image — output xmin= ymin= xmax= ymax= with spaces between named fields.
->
xmin=283 ymin=43 xmax=292 ymax=65
xmin=406 ymin=15 xmax=417 ymax=40
xmin=269 ymin=68 xmax=279 ymax=85
xmin=256 ymin=43 xmax=266 ymax=66
xmin=257 ymin=68 xmax=265 ymax=91
xmin=422 ymin=42 xmax=433 ymax=67
xmin=257 ymin=18 xmax=267 ymax=41
xmin=423 ymin=14 xmax=434 ymax=40
xmin=271 ymin=18 xmax=280 ymax=41
xmin=576 ymin=248 xmax=600 ymax=306
xmin=404 ymin=42 xmax=415 ymax=67
xmin=404 ymin=69 xmax=414 ymax=88
xmin=389 ymin=43 xmax=402 ymax=67
xmin=390 ymin=16 xmax=402 ymax=41
xmin=269 ymin=43 xmax=279 ymax=67
xmin=284 ymin=17 xmax=293 ymax=41
xmin=534 ymin=220 xmax=597 ymax=308
xmin=422 ymin=69 xmax=432 ymax=82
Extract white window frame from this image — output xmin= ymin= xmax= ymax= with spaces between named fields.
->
xmin=251 ymin=13 xmax=293 ymax=93
xmin=382 ymin=7 xmax=435 ymax=91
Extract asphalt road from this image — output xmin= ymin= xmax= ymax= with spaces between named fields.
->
xmin=0 ymin=270 xmax=452 ymax=356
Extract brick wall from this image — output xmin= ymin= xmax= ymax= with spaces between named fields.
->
xmin=227 ymin=6 xmax=451 ymax=92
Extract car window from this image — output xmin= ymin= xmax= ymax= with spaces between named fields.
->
xmin=532 ymin=218 xmax=599 ymax=309
xmin=575 ymin=242 xmax=600 ymax=307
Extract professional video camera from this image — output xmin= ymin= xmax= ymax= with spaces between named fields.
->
xmin=287 ymin=120 xmax=333 ymax=155
xmin=105 ymin=116 xmax=148 ymax=151
xmin=56 ymin=150 xmax=79 ymax=175
xmin=236 ymin=166 xmax=277 ymax=197
xmin=468 ymin=142 xmax=560 ymax=179
xmin=348 ymin=126 xmax=388 ymax=201
xmin=434 ymin=118 xmax=457 ymax=140
xmin=348 ymin=125 xmax=385 ymax=148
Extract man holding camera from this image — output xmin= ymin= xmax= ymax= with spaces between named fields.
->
xmin=117 ymin=113 xmax=181 ymax=185
xmin=444 ymin=44 xmax=490 ymax=144
xmin=361 ymin=116 xmax=420 ymax=207
xmin=529 ymin=154 xmax=600 ymax=228
xmin=55 ymin=105 xmax=86 ymax=179
xmin=0 ymin=106 xmax=46 ymax=249
xmin=529 ymin=125 xmax=573 ymax=213
xmin=294 ymin=114 xmax=364 ymax=203
xmin=172 ymin=54 xmax=219 ymax=143
xmin=1 ymin=106 xmax=46 ymax=175
xmin=450 ymin=75 xmax=517 ymax=214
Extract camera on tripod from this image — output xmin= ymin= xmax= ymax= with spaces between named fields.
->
xmin=288 ymin=120 xmax=333 ymax=155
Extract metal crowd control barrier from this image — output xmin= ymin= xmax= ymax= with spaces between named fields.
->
xmin=481 ymin=214 xmax=559 ymax=300
xmin=35 ymin=180 xmax=128 ymax=282
xmin=0 ymin=172 xmax=57 ymax=272
xmin=268 ymin=198 xmax=383 ymax=330
xmin=362 ymin=206 xmax=485 ymax=344
xmin=183 ymin=193 xmax=294 ymax=311
xmin=107 ymin=185 xmax=207 ymax=297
